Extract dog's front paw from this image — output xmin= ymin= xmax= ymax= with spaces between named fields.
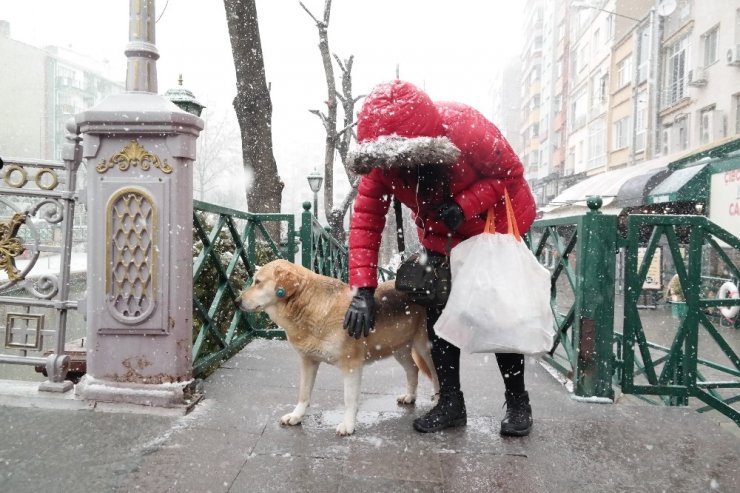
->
xmin=396 ymin=393 xmax=416 ymax=405
xmin=280 ymin=413 xmax=303 ymax=426
xmin=336 ymin=421 xmax=355 ymax=436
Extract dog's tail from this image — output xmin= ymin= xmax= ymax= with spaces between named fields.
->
xmin=411 ymin=348 xmax=433 ymax=380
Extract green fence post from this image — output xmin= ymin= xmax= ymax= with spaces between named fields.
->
xmin=300 ymin=201 xmax=313 ymax=269
xmin=574 ymin=196 xmax=617 ymax=400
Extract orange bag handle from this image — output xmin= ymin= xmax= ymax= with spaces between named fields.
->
xmin=483 ymin=189 xmax=522 ymax=241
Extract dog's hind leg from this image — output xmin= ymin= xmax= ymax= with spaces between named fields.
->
xmin=281 ymin=356 xmax=320 ymax=426
xmin=412 ymin=334 xmax=440 ymax=402
xmin=393 ymin=346 xmax=418 ymax=405
xmin=336 ymin=365 xmax=363 ymax=436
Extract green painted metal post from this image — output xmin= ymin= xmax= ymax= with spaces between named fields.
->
xmin=300 ymin=201 xmax=313 ymax=269
xmin=574 ymin=197 xmax=617 ymax=400
xmin=681 ymin=221 xmax=705 ymax=404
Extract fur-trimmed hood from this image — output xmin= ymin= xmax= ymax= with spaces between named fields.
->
xmin=347 ymin=135 xmax=461 ymax=175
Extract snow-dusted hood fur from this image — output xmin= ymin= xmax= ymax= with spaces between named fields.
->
xmin=347 ymin=135 xmax=461 ymax=175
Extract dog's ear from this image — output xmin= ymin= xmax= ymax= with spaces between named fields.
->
xmin=273 ymin=265 xmax=301 ymax=299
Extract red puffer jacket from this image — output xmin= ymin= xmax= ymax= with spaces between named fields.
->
xmin=348 ymin=80 xmax=536 ymax=289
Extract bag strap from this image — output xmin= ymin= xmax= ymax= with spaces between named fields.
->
xmin=483 ymin=188 xmax=522 ymax=241
xmin=393 ymin=197 xmax=406 ymax=257
xmin=504 ymin=188 xmax=522 ymax=241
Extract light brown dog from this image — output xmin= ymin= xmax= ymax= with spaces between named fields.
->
xmin=237 ymin=259 xmax=439 ymax=436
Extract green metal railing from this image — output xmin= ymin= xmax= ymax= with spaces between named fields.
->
xmin=619 ymin=214 xmax=740 ymax=423
xmin=529 ymin=198 xmax=616 ymax=400
xmin=192 ymin=200 xmax=295 ymax=376
xmin=299 ymin=202 xmax=349 ymax=281
xmin=191 ymin=200 xmax=397 ymax=376
xmin=530 ymin=198 xmax=739 ymax=423
xmin=192 ymin=195 xmax=739 ymax=423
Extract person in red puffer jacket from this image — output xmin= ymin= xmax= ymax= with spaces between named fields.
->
xmin=342 ymin=80 xmax=537 ymax=435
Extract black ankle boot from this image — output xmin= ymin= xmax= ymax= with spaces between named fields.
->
xmin=413 ymin=390 xmax=467 ymax=433
xmin=500 ymin=390 xmax=533 ymax=436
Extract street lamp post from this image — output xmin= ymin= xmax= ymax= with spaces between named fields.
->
xmin=306 ymin=169 xmax=323 ymax=218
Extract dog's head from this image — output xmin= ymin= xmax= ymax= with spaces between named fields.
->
xmin=237 ymin=259 xmax=302 ymax=312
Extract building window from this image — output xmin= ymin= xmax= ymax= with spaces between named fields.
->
xmin=614 ymin=116 xmax=631 ymax=150
xmin=590 ymin=72 xmax=603 ymax=113
xmin=675 ymin=115 xmax=689 ymax=151
xmin=700 ymin=106 xmax=724 ymax=144
xmin=663 ymin=34 xmax=689 ymax=107
xmin=637 ymin=28 xmax=650 ymax=83
xmin=578 ymin=44 xmax=589 ymax=72
xmin=567 ymin=146 xmax=576 ymax=174
xmin=662 ymin=125 xmax=672 ymax=155
xmin=588 ymin=118 xmax=606 ymax=169
xmin=570 ymin=49 xmax=579 ymax=79
xmin=600 ymin=73 xmax=609 ymax=103
xmin=571 ymin=86 xmax=588 ymax=130
xmin=702 ymin=26 xmax=719 ymax=67
xmin=635 ymin=91 xmax=647 ymax=151
xmin=617 ymin=56 xmax=633 ymax=88
xmin=593 ymin=28 xmax=600 ymax=55
xmin=606 ymin=13 xmax=614 ymax=40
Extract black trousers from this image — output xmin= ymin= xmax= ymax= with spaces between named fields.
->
xmin=426 ymin=306 xmax=526 ymax=396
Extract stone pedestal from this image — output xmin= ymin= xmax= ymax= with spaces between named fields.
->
xmin=75 ymin=92 xmax=202 ymax=407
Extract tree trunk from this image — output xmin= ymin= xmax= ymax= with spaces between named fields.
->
xmin=223 ymin=0 xmax=283 ymax=222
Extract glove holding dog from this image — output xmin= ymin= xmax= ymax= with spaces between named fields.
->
xmin=344 ymin=287 xmax=376 ymax=338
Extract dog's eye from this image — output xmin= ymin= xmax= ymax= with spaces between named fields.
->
xmin=253 ymin=279 xmax=260 ymax=285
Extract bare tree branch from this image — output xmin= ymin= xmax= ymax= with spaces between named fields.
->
xmin=298 ymin=1 xmax=322 ymax=26
xmin=302 ymin=0 xmax=368 ymax=241
xmin=302 ymin=0 xmax=338 ymax=233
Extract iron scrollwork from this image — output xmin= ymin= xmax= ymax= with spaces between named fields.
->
xmin=0 ymin=212 xmax=27 ymax=282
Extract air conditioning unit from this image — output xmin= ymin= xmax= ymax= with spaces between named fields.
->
xmin=728 ymin=45 xmax=740 ymax=66
xmin=687 ymin=67 xmax=708 ymax=87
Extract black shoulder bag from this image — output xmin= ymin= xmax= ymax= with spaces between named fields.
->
xmin=393 ymin=198 xmax=451 ymax=307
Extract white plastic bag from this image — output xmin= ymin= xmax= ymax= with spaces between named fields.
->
xmin=434 ymin=191 xmax=555 ymax=355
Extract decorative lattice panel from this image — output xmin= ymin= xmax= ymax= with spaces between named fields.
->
xmin=107 ymin=189 xmax=156 ymax=323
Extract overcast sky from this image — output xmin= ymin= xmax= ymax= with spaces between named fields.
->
xmin=2 ymin=0 xmax=524 ymax=214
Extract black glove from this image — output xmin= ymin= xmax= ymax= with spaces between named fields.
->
xmin=435 ymin=200 xmax=465 ymax=231
xmin=343 ymin=287 xmax=376 ymax=339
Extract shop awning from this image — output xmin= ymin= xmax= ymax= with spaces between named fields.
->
xmin=615 ymin=167 xmax=672 ymax=208
xmin=647 ymin=163 xmax=710 ymax=204
xmin=542 ymin=155 xmax=674 ymax=213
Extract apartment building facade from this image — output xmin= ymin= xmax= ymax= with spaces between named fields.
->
xmin=505 ymin=0 xmax=740 ymax=209
xmin=0 ymin=21 xmax=123 ymax=160
xmin=520 ymin=0 xmax=545 ymax=182
xmin=658 ymin=0 xmax=740 ymax=156
xmin=492 ymin=57 xmax=523 ymax=152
